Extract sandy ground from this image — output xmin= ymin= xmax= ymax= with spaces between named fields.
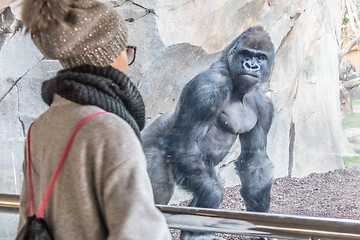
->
xmin=170 ymin=166 xmax=360 ymax=239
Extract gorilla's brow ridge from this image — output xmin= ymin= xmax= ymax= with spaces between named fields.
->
xmin=241 ymin=34 xmax=274 ymax=53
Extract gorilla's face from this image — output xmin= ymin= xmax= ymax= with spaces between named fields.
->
xmin=228 ymin=31 xmax=275 ymax=94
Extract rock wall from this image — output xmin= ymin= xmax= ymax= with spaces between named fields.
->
xmin=134 ymin=0 xmax=347 ymax=179
xmin=341 ymin=25 xmax=360 ymax=70
xmin=341 ymin=25 xmax=360 ymax=100
xmin=0 ymin=0 xmax=348 ymax=238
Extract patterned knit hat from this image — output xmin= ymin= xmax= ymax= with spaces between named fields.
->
xmin=21 ymin=0 xmax=128 ymax=68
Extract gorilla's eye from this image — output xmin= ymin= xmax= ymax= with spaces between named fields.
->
xmin=257 ymin=55 xmax=267 ymax=61
xmin=240 ymin=50 xmax=251 ymax=58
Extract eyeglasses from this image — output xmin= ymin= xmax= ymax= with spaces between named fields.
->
xmin=126 ymin=46 xmax=137 ymax=66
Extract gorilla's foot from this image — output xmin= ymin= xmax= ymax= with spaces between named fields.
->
xmin=180 ymin=231 xmax=225 ymax=240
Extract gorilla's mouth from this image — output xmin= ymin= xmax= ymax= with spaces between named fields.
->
xmin=243 ymin=73 xmax=259 ymax=78
xmin=242 ymin=74 xmax=260 ymax=81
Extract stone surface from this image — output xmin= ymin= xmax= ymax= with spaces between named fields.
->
xmin=349 ymin=86 xmax=360 ymax=98
xmin=0 ymin=0 xmax=352 ymax=238
xmin=341 ymin=24 xmax=360 ymax=71
xmin=340 ymin=60 xmax=356 ymax=81
xmin=136 ymin=0 xmax=348 ymax=179
xmin=343 ymin=77 xmax=360 ymax=89
xmin=340 ymin=84 xmax=353 ymax=117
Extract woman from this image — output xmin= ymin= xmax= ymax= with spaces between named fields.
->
xmin=18 ymin=0 xmax=171 ymax=239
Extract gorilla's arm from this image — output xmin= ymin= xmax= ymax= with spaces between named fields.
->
xmin=171 ymin=63 xmax=232 ymax=144
xmin=160 ymin=64 xmax=232 ymax=209
xmin=235 ymin=90 xmax=274 ymax=212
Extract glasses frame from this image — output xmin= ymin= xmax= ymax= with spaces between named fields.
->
xmin=127 ymin=46 xmax=137 ymax=66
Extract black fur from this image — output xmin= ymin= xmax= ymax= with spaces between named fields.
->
xmin=142 ymin=26 xmax=275 ymax=239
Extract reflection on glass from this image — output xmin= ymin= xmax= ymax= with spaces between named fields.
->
xmin=0 ymin=2 xmax=360 ymax=240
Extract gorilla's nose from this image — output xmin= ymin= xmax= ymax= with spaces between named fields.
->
xmin=243 ymin=60 xmax=260 ymax=71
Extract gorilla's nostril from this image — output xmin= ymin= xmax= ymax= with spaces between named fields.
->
xmin=243 ymin=60 xmax=260 ymax=70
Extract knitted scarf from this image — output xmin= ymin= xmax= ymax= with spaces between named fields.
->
xmin=41 ymin=65 xmax=145 ymax=139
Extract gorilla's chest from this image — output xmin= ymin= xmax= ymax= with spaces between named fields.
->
xmin=218 ymin=96 xmax=258 ymax=134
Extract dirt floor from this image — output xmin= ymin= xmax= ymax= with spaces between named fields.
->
xmin=170 ymin=166 xmax=360 ymax=239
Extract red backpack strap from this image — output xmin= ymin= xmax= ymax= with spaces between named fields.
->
xmin=26 ymin=112 xmax=108 ymax=218
xmin=26 ymin=123 xmax=35 ymax=216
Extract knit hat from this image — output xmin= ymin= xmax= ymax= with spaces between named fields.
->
xmin=21 ymin=0 xmax=128 ymax=68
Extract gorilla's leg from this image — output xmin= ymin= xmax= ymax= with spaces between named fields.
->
xmin=173 ymin=158 xmax=223 ymax=208
xmin=236 ymin=153 xmax=273 ymax=212
xmin=146 ymin=153 xmax=175 ymax=204
xmin=172 ymin=157 xmax=224 ymax=239
xmin=142 ymin=112 xmax=176 ymax=204
xmin=236 ymin=127 xmax=273 ymax=212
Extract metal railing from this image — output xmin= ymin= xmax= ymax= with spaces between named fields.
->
xmin=2 ymin=193 xmax=360 ymax=239
xmin=0 ymin=194 xmax=19 ymax=213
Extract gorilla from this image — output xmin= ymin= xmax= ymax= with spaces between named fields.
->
xmin=142 ymin=26 xmax=275 ymax=239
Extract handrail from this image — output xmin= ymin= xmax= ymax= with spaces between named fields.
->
xmin=158 ymin=205 xmax=360 ymax=239
xmin=2 ymin=194 xmax=360 ymax=239
xmin=0 ymin=194 xmax=19 ymax=213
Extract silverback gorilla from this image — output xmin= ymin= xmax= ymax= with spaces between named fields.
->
xmin=142 ymin=26 xmax=275 ymax=239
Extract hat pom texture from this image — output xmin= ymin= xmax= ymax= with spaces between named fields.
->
xmin=22 ymin=0 xmax=73 ymax=31
xmin=20 ymin=0 xmax=128 ymax=68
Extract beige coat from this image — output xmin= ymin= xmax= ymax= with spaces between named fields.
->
xmin=18 ymin=95 xmax=171 ymax=240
